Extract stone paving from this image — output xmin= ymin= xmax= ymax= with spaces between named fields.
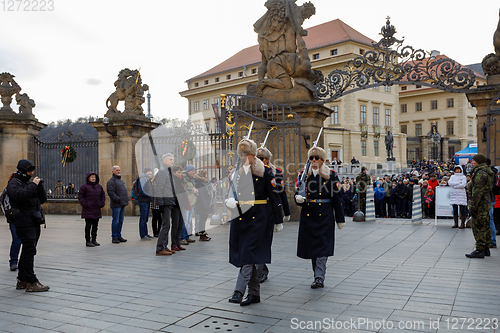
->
xmin=0 ymin=215 xmax=499 ymax=333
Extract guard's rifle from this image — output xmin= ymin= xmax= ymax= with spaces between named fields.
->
xmin=259 ymin=127 xmax=276 ymax=148
xmin=228 ymin=121 xmax=254 ymax=216
xmin=297 ymin=127 xmax=323 ymax=198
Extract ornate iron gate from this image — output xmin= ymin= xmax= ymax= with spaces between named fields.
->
xmin=221 ymin=94 xmax=302 ymax=201
xmin=33 ymin=130 xmax=98 ymax=199
xmin=486 ymin=91 xmax=500 ymax=164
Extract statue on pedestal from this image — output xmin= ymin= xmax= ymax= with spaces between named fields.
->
xmin=106 ymin=68 xmax=149 ymax=116
xmin=385 ymin=130 xmax=395 ymax=160
xmin=0 ymin=72 xmax=22 ymax=113
xmin=16 ymin=93 xmax=36 ymax=116
xmin=482 ymin=9 xmax=500 ymax=76
xmin=248 ymin=0 xmax=323 ymax=103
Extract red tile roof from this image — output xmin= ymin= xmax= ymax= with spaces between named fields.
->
xmin=189 ymin=19 xmax=375 ymax=81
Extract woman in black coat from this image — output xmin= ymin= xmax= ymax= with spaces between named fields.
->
xmin=78 ymin=172 xmax=106 ymax=247
xmin=7 ymin=159 xmax=49 ymax=292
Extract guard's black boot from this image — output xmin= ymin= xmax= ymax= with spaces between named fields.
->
xmin=465 ymin=250 xmax=485 ymax=258
xmin=311 ymin=277 xmax=324 ymax=289
xmin=228 ymin=291 xmax=243 ymax=304
xmin=240 ymin=294 xmax=260 ymax=306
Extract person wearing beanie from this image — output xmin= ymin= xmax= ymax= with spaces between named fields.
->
xmin=255 ymin=146 xmax=291 ymax=283
xmin=355 ymin=165 xmax=370 ymax=214
xmin=6 ymin=159 xmax=50 ymax=292
xmin=294 ymin=146 xmax=345 ymax=289
xmin=227 ymin=138 xmax=283 ymax=306
xmin=138 ymin=167 xmax=154 ymax=240
xmin=466 ymin=153 xmax=495 ymax=258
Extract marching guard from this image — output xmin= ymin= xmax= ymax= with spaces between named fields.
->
xmin=256 ymin=146 xmax=291 ymax=283
xmin=226 ymin=139 xmax=283 ymax=306
xmin=295 ymin=146 xmax=345 ymax=288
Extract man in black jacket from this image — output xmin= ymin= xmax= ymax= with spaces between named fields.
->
xmin=7 ymin=159 xmax=49 ymax=292
xmin=106 ymin=165 xmax=129 ymax=244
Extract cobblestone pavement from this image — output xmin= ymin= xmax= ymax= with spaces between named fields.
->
xmin=0 ymin=215 xmax=499 ymax=333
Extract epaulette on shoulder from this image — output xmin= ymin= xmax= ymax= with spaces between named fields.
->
xmin=276 ymin=167 xmax=282 ymax=172
xmin=264 ymin=164 xmax=270 ymax=168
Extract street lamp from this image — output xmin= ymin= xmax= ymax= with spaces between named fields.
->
xmin=103 ymin=117 xmax=117 ymax=136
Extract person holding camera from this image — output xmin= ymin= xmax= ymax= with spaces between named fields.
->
xmin=6 ymin=159 xmax=49 ymax=292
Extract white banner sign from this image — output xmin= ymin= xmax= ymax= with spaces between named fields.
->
xmin=435 ymin=186 xmax=453 ymax=217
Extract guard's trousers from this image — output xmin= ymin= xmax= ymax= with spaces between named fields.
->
xmin=311 ymin=257 xmax=328 ymax=281
xmin=234 ymin=264 xmax=263 ymax=296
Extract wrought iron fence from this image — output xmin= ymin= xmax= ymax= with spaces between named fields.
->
xmin=33 ymin=130 xmax=98 ymax=199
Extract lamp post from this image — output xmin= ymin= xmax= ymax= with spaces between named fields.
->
xmin=103 ymin=117 xmax=117 ymax=136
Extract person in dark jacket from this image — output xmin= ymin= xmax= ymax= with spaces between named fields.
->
xmin=227 ymin=139 xmax=283 ymax=306
xmin=138 ymin=167 xmax=154 ymax=240
xmin=193 ymin=170 xmax=212 ymax=241
xmin=78 ymin=172 xmax=106 ymax=247
xmin=106 ymin=165 xmax=129 ymax=244
xmin=295 ymin=146 xmax=345 ymax=289
xmin=155 ymin=153 xmax=177 ymax=255
xmin=394 ymin=178 xmax=407 ymax=218
xmin=374 ymin=181 xmax=385 ymax=218
xmin=340 ymin=179 xmax=354 ymax=216
xmin=7 ymin=159 xmax=49 ymax=292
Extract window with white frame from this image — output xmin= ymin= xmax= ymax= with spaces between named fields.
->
xmin=415 ymin=124 xmax=422 ymax=136
xmin=194 ymin=101 xmax=199 ymax=111
xmin=431 ymin=100 xmax=438 ymax=110
xmin=374 ymin=141 xmax=379 ymax=156
xmin=415 ymin=102 xmax=422 ymax=111
xmin=203 ymin=99 xmax=209 ymax=109
xmin=214 ymin=97 xmax=220 ymax=106
xmin=373 ymin=107 xmax=379 ymax=126
xmin=360 ymin=105 xmax=367 ymax=124
xmin=446 ymin=98 xmax=454 ymax=108
xmin=361 ymin=141 xmax=367 ymax=156
xmin=330 ymin=106 xmax=338 ymax=124
xmin=401 ymin=104 xmax=407 ymax=113
xmin=385 ymin=109 xmax=391 ymax=127
xmin=469 ymin=120 xmax=473 ymax=135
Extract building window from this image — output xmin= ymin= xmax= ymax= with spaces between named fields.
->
xmin=415 ymin=102 xmax=422 ymax=111
xmin=205 ymin=123 xmax=210 ymax=132
xmin=373 ymin=107 xmax=379 ymax=126
xmin=360 ymin=105 xmax=367 ymax=124
xmin=361 ymin=141 xmax=367 ymax=156
xmin=215 ymin=77 xmax=219 ymax=83
xmin=385 ymin=109 xmax=391 ymax=127
xmin=374 ymin=141 xmax=379 ymax=156
xmin=252 ymin=68 xmax=257 ymax=74
xmin=446 ymin=120 xmax=454 ymax=135
xmin=203 ymin=99 xmax=209 ymax=110
xmin=313 ymin=53 xmax=319 ymax=60
xmin=194 ymin=101 xmax=199 ymax=112
xmin=204 ymin=80 xmax=209 ymax=85
xmin=331 ymin=49 xmax=338 ymax=56
xmin=194 ymin=82 xmax=199 ymax=87
xmin=360 ymin=49 xmax=365 ymax=55
xmin=214 ymin=97 xmax=220 ymax=106
xmin=401 ymin=124 xmax=407 ymax=134
xmin=385 ymin=85 xmax=391 ymax=92
xmin=415 ymin=123 xmax=422 ymax=136
xmin=401 ymin=104 xmax=407 ymax=113
xmin=373 ymin=86 xmax=379 ymax=90
xmin=401 ymin=86 xmax=407 ymax=91
xmin=215 ymin=121 xmax=221 ymax=133
xmin=447 ymin=98 xmax=454 ymax=108
xmin=238 ymin=71 xmax=243 ymax=77
xmin=469 ymin=120 xmax=473 ymax=135
xmin=431 ymin=100 xmax=438 ymax=110
xmin=226 ymin=74 xmax=231 ymax=80
xmin=416 ymin=85 xmax=422 ymax=88
xmin=330 ymin=106 xmax=338 ymax=125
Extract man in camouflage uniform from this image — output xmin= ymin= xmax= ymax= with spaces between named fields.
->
xmin=466 ymin=154 xmax=495 ymax=259
xmin=355 ymin=166 xmax=370 ymax=214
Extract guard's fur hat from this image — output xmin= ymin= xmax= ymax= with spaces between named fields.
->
xmin=256 ymin=147 xmax=273 ymax=160
xmin=237 ymin=139 xmax=257 ymax=156
xmin=308 ymin=147 xmax=327 ymax=161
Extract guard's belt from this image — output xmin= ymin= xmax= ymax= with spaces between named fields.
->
xmin=307 ymin=199 xmax=331 ymax=203
xmin=239 ymin=200 xmax=268 ymax=205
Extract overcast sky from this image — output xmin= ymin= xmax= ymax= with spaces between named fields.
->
xmin=1 ymin=1 xmax=499 ymax=124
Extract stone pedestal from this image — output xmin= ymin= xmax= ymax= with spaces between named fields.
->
xmin=91 ymin=115 xmax=160 ymax=216
xmin=290 ymin=102 xmax=331 ymax=153
xmin=0 ymin=114 xmax=46 ymax=187
xmin=466 ymin=86 xmax=500 ymax=158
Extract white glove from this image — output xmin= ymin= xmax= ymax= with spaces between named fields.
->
xmin=274 ymin=223 xmax=283 ymax=233
xmin=225 ymin=198 xmax=237 ymax=209
xmin=295 ymin=195 xmax=305 ymax=203
xmin=337 ymin=223 xmax=345 ymax=230
xmin=283 ymin=215 xmax=290 ymax=222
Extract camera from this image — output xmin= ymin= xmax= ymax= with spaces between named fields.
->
xmin=38 ymin=178 xmax=44 ymax=185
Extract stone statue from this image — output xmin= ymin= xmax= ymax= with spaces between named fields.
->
xmin=16 ymin=93 xmax=36 ymax=116
xmin=105 ymin=68 xmax=149 ymax=116
xmin=0 ymin=72 xmax=22 ymax=113
xmin=248 ymin=0 xmax=322 ymax=103
xmin=385 ymin=130 xmax=394 ymax=160
xmin=482 ymin=9 xmax=500 ymax=76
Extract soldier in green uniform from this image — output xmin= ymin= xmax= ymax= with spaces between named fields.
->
xmin=355 ymin=166 xmax=370 ymax=214
xmin=466 ymin=153 xmax=495 ymax=259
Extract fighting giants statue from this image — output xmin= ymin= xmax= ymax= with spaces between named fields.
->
xmin=482 ymin=9 xmax=500 ymax=75
xmin=248 ymin=0 xmax=323 ymax=103
xmin=16 ymin=93 xmax=36 ymax=116
xmin=105 ymin=68 xmax=149 ymax=116
xmin=0 ymin=72 xmax=22 ymax=113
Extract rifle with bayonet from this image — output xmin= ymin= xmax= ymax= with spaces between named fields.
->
xmin=228 ymin=121 xmax=254 ymax=216
xmin=297 ymin=127 xmax=323 ymax=198
xmin=259 ymin=126 xmax=276 ymax=148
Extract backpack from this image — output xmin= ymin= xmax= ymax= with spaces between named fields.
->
xmin=0 ymin=187 xmax=13 ymax=222
xmin=131 ymin=178 xmax=140 ymax=200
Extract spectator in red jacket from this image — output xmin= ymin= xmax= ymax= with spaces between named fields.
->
xmin=428 ymin=173 xmax=439 ymax=191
